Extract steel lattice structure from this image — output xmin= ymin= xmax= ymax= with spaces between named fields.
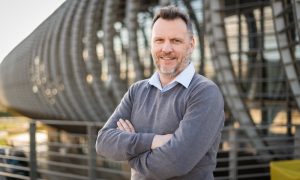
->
xmin=1 ymin=0 xmax=300 ymax=152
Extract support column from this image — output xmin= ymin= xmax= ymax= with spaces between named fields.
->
xmin=30 ymin=120 xmax=37 ymax=180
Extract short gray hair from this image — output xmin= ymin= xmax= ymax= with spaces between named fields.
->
xmin=152 ymin=5 xmax=193 ymax=36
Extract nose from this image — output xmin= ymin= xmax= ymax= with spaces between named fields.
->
xmin=162 ymin=41 xmax=173 ymax=53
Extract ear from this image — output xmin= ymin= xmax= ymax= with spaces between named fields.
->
xmin=189 ymin=37 xmax=195 ymax=53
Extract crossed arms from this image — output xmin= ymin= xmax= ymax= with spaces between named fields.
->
xmin=117 ymin=119 xmax=172 ymax=149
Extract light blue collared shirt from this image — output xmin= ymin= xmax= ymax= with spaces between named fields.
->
xmin=148 ymin=63 xmax=195 ymax=92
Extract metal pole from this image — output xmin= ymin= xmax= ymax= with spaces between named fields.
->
xmin=229 ymin=126 xmax=237 ymax=180
xmin=295 ymin=125 xmax=300 ymax=157
xmin=29 ymin=120 xmax=37 ymax=180
xmin=87 ymin=125 xmax=97 ymax=180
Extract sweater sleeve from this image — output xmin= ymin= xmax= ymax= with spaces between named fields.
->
xmin=129 ymin=83 xmax=224 ymax=179
xmin=95 ymin=84 xmax=155 ymax=161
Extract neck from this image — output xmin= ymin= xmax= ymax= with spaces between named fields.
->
xmin=159 ymin=73 xmax=176 ymax=87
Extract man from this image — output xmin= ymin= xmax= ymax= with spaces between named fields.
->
xmin=96 ymin=5 xmax=224 ymax=180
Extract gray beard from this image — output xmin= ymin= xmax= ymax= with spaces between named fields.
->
xmin=157 ymin=58 xmax=191 ymax=77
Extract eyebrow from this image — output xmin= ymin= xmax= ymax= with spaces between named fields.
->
xmin=153 ymin=36 xmax=186 ymax=41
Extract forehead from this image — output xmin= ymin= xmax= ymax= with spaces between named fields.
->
xmin=151 ymin=18 xmax=189 ymax=38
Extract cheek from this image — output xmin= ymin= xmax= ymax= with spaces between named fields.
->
xmin=182 ymin=47 xmax=192 ymax=57
xmin=151 ymin=47 xmax=159 ymax=56
xmin=150 ymin=49 xmax=155 ymax=57
xmin=175 ymin=49 xmax=185 ymax=58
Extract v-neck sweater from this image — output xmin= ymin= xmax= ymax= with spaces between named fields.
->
xmin=96 ymin=73 xmax=224 ymax=180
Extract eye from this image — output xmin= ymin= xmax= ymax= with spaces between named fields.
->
xmin=172 ymin=39 xmax=182 ymax=44
xmin=155 ymin=39 xmax=164 ymax=43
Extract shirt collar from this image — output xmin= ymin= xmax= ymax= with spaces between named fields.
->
xmin=148 ymin=63 xmax=195 ymax=89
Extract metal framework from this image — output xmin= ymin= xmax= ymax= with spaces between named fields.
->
xmin=0 ymin=0 xmax=300 ymax=160
xmin=204 ymin=0 xmax=269 ymax=157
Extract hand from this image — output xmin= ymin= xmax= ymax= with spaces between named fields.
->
xmin=117 ymin=119 xmax=135 ymax=133
xmin=151 ymin=134 xmax=172 ymax=149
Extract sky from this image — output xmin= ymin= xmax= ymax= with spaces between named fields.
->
xmin=0 ymin=0 xmax=65 ymax=64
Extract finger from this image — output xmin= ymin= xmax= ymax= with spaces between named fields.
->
xmin=117 ymin=121 xmax=125 ymax=131
xmin=118 ymin=119 xmax=130 ymax=132
xmin=125 ymin=120 xmax=135 ymax=132
xmin=119 ymin=119 xmax=132 ymax=132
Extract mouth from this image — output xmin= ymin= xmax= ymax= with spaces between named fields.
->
xmin=159 ymin=56 xmax=176 ymax=61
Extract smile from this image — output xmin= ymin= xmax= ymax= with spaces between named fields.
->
xmin=160 ymin=57 xmax=175 ymax=60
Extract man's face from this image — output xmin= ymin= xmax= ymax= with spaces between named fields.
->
xmin=151 ymin=18 xmax=195 ymax=78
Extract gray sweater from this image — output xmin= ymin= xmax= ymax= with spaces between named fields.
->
xmin=96 ymin=74 xmax=224 ymax=180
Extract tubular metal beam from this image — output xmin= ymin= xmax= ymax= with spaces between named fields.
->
xmin=204 ymin=0 xmax=269 ymax=156
xmin=272 ymin=0 xmax=300 ymax=109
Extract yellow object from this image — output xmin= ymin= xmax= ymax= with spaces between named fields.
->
xmin=270 ymin=160 xmax=300 ymax=180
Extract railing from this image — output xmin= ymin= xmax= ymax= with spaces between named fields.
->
xmin=0 ymin=117 xmax=299 ymax=180
xmin=216 ymin=124 xmax=300 ymax=179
